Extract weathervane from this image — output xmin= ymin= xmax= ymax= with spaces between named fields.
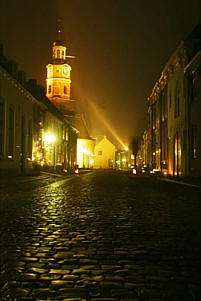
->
xmin=57 ymin=18 xmax=76 ymax=59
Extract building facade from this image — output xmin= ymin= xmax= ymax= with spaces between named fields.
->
xmin=94 ymin=136 xmax=116 ymax=169
xmin=0 ymin=45 xmax=77 ymax=175
xmin=0 ymin=64 xmax=36 ymax=174
xmin=184 ymin=50 xmax=201 ymax=177
xmin=138 ymin=23 xmax=201 ymax=177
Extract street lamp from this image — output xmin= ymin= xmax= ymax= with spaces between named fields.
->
xmin=44 ymin=133 xmax=56 ymax=143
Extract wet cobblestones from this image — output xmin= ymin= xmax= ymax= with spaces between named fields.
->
xmin=0 ymin=171 xmax=201 ymax=300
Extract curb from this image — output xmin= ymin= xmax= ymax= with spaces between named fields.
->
xmin=157 ymin=177 xmax=201 ymax=189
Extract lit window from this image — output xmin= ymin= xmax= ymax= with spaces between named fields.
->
xmin=192 ymin=124 xmax=198 ymax=159
xmin=57 ymin=50 xmax=60 ymax=58
xmin=174 ymin=132 xmax=181 ymax=176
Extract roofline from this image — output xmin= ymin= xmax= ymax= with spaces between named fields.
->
xmin=184 ymin=50 xmax=201 ymax=71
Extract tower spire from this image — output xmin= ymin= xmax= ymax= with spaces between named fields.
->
xmin=46 ymin=22 xmax=73 ymax=112
xmin=57 ymin=18 xmax=62 ymax=42
xmin=53 ymin=18 xmax=65 ymax=47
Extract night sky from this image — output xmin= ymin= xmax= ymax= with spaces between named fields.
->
xmin=0 ymin=0 xmax=200 ymax=146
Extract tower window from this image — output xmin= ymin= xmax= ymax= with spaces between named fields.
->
xmin=62 ymin=51 xmax=64 ymax=59
xmin=48 ymin=85 xmax=52 ymax=93
xmin=57 ymin=50 xmax=60 ymax=58
xmin=64 ymin=86 xmax=67 ymax=94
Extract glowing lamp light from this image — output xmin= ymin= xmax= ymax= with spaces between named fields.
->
xmin=44 ymin=133 xmax=56 ymax=143
xmin=89 ymin=159 xmax=94 ymax=165
xmin=86 ymin=150 xmax=91 ymax=156
xmin=124 ymin=146 xmax=128 ymax=151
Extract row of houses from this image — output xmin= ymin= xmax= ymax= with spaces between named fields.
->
xmin=0 ymin=41 xmax=126 ymax=174
xmin=0 ymin=44 xmax=77 ymax=175
xmin=137 ymin=23 xmax=201 ymax=178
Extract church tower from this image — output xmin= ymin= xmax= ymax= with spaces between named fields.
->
xmin=46 ymin=21 xmax=74 ymax=112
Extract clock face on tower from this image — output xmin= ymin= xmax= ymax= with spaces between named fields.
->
xmin=63 ymin=67 xmax=68 ymax=76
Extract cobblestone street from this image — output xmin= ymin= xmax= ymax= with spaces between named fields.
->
xmin=0 ymin=170 xmax=200 ymax=301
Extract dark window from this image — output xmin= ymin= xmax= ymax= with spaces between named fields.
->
xmin=0 ymin=103 xmax=4 ymax=156
xmin=192 ymin=70 xmax=198 ymax=100
xmin=57 ymin=50 xmax=60 ymax=58
xmin=98 ymin=150 xmax=102 ymax=156
xmin=176 ymin=95 xmax=180 ymax=116
xmin=64 ymin=86 xmax=67 ymax=94
xmin=192 ymin=124 xmax=198 ymax=159
xmin=8 ymin=107 xmax=14 ymax=157
xmin=162 ymin=88 xmax=167 ymax=119
xmin=169 ymin=91 xmax=172 ymax=108
xmin=174 ymin=83 xmax=180 ymax=118
xmin=48 ymin=85 xmax=52 ymax=93
xmin=162 ymin=120 xmax=168 ymax=161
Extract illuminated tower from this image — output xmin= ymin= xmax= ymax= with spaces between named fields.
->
xmin=46 ymin=21 xmax=74 ymax=112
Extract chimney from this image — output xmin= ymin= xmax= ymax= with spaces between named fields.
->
xmin=7 ymin=60 xmax=18 ymax=79
xmin=18 ymin=70 xmax=26 ymax=87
